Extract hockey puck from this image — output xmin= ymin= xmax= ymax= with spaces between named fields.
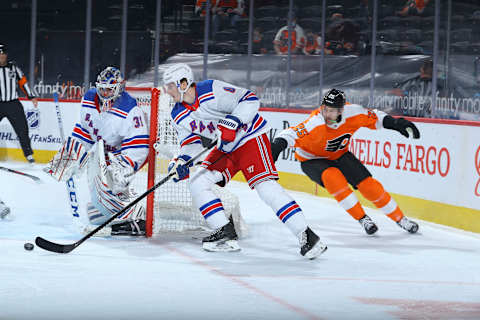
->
xmin=24 ymin=242 xmax=34 ymax=251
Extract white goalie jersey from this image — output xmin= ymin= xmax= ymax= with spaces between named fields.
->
xmin=46 ymin=88 xmax=149 ymax=183
xmin=72 ymin=88 xmax=149 ymax=171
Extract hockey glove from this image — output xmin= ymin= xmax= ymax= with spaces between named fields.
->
xmin=217 ymin=115 xmax=242 ymax=153
xmin=270 ymin=137 xmax=288 ymax=162
xmin=106 ymin=153 xmax=135 ymax=195
xmin=44 ymin=136 xmax=90 ymax=181
xmin=168 ymin=155 xmax=192 ymax=182
xmin=383 ymin=115 xmax=420 ymax=139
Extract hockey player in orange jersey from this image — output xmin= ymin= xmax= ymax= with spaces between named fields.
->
xmin=270 ymin=88 xmax=420 ymax=235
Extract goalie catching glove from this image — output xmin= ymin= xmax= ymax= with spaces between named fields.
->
xmin=383 ymin=115 xmax=420 ymax=139
xmin=105 ymin=153 xmax=135 ymax=195
xmin=44 ymin=136 xmax=90 ymax=181
xmin=217 ymin=115 xmax=242 ymax=153
xmin=168 ymin=155 xmax=192 ymax=182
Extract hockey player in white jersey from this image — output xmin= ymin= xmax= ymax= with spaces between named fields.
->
xmin=44 ymin=67 xmax=149 ymax=236
xmin=163 ymin=63 xmax=327 ymax=258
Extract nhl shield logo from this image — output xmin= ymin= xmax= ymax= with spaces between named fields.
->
xmin=26 ymin=108 xmax=40 ymax=130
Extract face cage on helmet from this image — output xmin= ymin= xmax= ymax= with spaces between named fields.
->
xmin=96 ymin=81 xmax=124 ymax=102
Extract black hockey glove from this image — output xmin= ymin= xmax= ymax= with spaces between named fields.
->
xmin=270 ymin=137 xmax=288 ymax=162
xmin=383 ymin=115 xmax=420 ymax=139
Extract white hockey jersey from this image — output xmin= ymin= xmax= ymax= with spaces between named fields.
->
xmin=171 ymin=79 xmax=269 ymax=156
xmin=72 ymin=88 xmax=149 ymax=171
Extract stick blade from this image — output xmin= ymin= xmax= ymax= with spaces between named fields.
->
xmin=35 ymin=236 xmax=76 ymax=254
xmin=31 ymin=175 xmax=43 ymax=184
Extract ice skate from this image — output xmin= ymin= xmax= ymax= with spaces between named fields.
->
xmin=202 ymin=218 xmax=240 ymax=252
xmin=26 ymin=155 xmax=35 ymax=164
xmin=359 ymin=215 xmax=378 ymax=235
xmin=397 ymin=216 xmax=419 ymax=234
xmin=0 ymin=201 xmax=11 ymax=220
xmin=83 ymin=219 xmax=146 ymax=237
xmin=111 ymin=219 xmax=146 ymax=236
xmin=299 ymin=227 xmax=327 ymax=259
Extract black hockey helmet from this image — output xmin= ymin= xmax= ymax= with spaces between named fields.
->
xmin=322 ymin=88 xmax=346 ymax=108
xmin=0 ymin=44 xmax=7 ymax=54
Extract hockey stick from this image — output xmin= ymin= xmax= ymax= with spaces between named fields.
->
xmin=0 ymin=166 xmax=42 ymax=184
xmin=53 ymin=93 xmax=65 ymax=141
xmin=35 ymin=140 xmax=218 ymax=254
xmin=53 ymin=92 xmax=83 ymax=230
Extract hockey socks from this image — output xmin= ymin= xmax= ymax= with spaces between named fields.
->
xmin=357 ymin=177 xmax=403 ymax=221
xmin=321 ymin=167 xmax=366 ymax=220
xmin=255 ymin=180 xmax=308 ymax=237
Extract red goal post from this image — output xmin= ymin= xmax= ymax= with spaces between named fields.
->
xmin=125 ymin=86 xmax=247 ymax=238
xmin=125 ymin=87 xmax=159 ymax=237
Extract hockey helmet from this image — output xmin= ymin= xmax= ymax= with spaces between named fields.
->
xmin=322 ymin=88 xmax=346 ymax=108
xmin=163 ymin=63 xmax=194 ymax=102
xmin=0 ymin=44 xmax=7 ymax=54
xmin=96 ymin=66 xmax=125 ymax=106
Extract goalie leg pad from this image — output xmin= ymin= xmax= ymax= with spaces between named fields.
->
xmin=84 ymin=201 xmax=146 ymax=237
xmin=44 ymin=136 xmax=90 ymax=181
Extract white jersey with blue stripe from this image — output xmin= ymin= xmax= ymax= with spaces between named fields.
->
xmin=171 ymin=79 xmax=268 ymax=157
xmin=72 ymin=88 xmax=149 ymax=171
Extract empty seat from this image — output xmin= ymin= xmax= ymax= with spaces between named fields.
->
xmin=379 ymin=16 xmax=401 ymax=29
xmin=256 ymin=5 xmax=279 ymax=19
xmin=451 ymin=28 xmax=472 ymax=42
xmin=404 ymin=29 xmax=422 ymax=44
xmin=256 ymin=16 xmax=280 ymax=32
xmin=299 ymin=18 xmax=321 ymax=31
xmin=300 ymin=5 xmax=322 ymax=18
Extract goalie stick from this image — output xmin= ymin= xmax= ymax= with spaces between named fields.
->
xmin=0 ymin=166 xmax=42 ymax=184
xmin=35 ymin=140 xmax=218 ymax=254
xmin=53 ymin=92 xmax=83 ymax=230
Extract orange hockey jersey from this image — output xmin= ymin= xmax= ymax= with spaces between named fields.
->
xmin=277 ymin=104 xmax=387 ymax=161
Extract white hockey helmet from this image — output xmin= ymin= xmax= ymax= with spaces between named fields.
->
xmin=96 ymin=66 xmax=125 ymax=106
xmin=163 ymin=63 xmax=194 ymax=102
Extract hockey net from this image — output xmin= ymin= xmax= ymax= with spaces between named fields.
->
xmin=126 ymin=87 xmax=247 ymax=238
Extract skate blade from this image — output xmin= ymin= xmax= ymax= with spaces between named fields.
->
xmin=0 ymin=210 xmax=14 ymax=221
xmin=203 ymin=240 xmax=241 ymax=252
xmin=304 ymin=243 xmax=328 ymax=260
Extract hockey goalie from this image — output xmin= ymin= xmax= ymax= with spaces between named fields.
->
xmin=44 ymin=67 xmax=149 ymax=236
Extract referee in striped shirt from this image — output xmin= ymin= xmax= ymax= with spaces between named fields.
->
xmin=0 ymin=43 xmax=37 ymax=163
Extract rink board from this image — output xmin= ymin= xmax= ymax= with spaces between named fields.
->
xmin=0 ymin=99 xmax=479 ymax=233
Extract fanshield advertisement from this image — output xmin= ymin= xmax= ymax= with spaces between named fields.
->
xmin=0 ymin=100 xmax=77 ymax=151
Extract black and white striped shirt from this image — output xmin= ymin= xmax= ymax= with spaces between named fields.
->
xmin=0 ymin=62 xmax=37 ymax=102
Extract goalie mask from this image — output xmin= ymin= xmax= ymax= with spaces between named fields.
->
xmin=163 ymin=63 xmax=194 ymax=103
xmin=322 ymin=88 xmax=346 ymax=126
xmin=96 ymin=67 xmax=125 ymax=111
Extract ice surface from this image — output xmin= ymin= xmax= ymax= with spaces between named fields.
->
xmin=1 ymin=161 xmax=479 ymax=320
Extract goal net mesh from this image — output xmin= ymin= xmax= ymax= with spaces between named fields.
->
xmin=126 ymin=87 xmax=247 ymax=238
